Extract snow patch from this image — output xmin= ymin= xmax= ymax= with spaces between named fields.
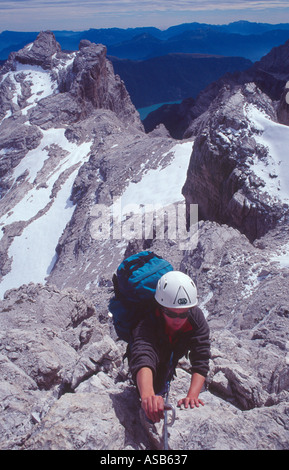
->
xmin=0 ymin=63 xmax=58 ymax=117
xmin=245 ymin=103 xmax=289 ymax=203
xmin=10 ymin=128 xmax=90 ymax=188
xmin=0 ymin=175 xmax=76 ymax=296
xmin=16 ymin=63 xmax=57 ymax=113
xmin=198 ymin=291 xmax=213 ymax=318
xmin=270 ymin=241 xmax=289 ymax=268
xmin=120 ymin=141 xmax=193 ymax=210
xmin=53 ymin=52 xmax=76 ymax=72
xmin=0 ymin=132 xmax=93 ymax=298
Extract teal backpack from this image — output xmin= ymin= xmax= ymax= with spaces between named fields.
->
xmin=109 ymin=251 xmax=173 ymax=342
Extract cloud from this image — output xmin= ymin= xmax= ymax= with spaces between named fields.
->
xmin=1 ymin=0 xmax=289 ymax=31
xmin=1 ymin=0 xmax=289 ymax=13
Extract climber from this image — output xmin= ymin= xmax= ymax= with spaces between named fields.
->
xmin=128 ymin=271 xmax=211 ymax=424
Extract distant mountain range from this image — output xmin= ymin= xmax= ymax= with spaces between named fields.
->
xmin=1 ymin=21 xmax=289 ymax=111
xmin=107 ymin=28 xmax=289 ymax=62
xmin=1 ymin=21 xmax=289 ymax=61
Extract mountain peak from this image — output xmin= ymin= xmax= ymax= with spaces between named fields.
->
xmin=13 ymin=31 xmax=61 ymax=70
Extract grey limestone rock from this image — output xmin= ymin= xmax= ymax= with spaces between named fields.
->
xmin=0 ymin=32 xmax=289 ymax=451
xmin=182 ymin=83 xmax=289 ymax=241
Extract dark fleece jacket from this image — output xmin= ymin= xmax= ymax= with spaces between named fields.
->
xmin=128 ymin=305 xmax=210 ymax=394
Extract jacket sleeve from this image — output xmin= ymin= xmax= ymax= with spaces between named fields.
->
xmin=187 ymin=307 xmax=211 ymax=378
xmin=128 ymin=315 xmax=159 ymax=384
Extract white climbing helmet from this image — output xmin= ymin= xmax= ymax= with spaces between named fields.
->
xmin=155 ymin=271 xmax=198 ymax=309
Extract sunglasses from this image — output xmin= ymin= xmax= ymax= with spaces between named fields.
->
xmin=162 ymin=307 xmax=189 ymax=319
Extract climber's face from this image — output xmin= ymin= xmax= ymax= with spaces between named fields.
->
xmin=162 ymin=307 xmax=190 ymax=330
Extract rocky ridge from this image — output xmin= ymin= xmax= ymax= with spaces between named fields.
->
xmin=0 ymin=32 xmax=288 ymax=450
xmin=144 ymin=38 xmax=289 ymax=140
xmin=183 ymin=82 xmax=289 ymax=241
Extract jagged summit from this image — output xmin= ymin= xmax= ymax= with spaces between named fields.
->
xmin=13 ymin=30 xmax=61 ymax=69
xmin=0 ymin=31 xmax=142 ymax=128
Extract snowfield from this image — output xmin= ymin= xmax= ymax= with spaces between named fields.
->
xmin=245 ymin=103 xmax=289 ymax=269
xmin=245 ymin=103 xmax=289 ymax=203
xmin=0 ymin=129 xmax=93 ymax=298
xmin=120 ymin=141 xmax=193 ymax=209
xmin=1 ymin=54 xmax=75 ymax=120
xmin=1 ymin=63 xmax=57 ymax=117
xmin=0 ymin=139 xmax=194 ymax=298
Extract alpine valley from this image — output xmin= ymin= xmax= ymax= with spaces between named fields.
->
xmin=0 ymin=30 xmax=289 ymax=451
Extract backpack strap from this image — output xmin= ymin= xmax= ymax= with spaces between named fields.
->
xmin=112 ymin=273 xmax=122 ymax=299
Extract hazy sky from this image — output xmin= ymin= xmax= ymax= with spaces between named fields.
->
xmin=1 ymin=0 xmax=289 ymax=32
